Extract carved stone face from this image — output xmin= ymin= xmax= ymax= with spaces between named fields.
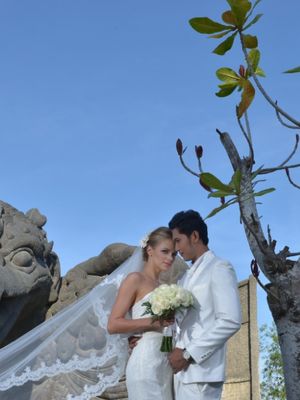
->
xmin=0 ymin=201 xmax=60 ymax=347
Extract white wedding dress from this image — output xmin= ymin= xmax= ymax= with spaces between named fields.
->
xmin=126 ymin=292 xmax=173 ymax=400
xmin=0 ymin=249 xmax=174 ymax=400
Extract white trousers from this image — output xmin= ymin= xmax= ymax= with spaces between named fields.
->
xmin=174 ymin=375 xmax=223 ymax=400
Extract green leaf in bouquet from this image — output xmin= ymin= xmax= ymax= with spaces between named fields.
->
xmin=141 ymin=301 xmax=154 ymax=316
xmin=160 ymin=336 xmax=173 ymax=352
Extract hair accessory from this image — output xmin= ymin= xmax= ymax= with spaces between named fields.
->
xmin=140 ymin=233 xmax=150 ymax=248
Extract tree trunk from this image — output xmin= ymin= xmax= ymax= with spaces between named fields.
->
xmin=219 ymin=131 xmax=300 ymax=399
xmin=274 ymin=315 xmax=300 ymax=399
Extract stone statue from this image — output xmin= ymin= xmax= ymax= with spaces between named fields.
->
xmin=0 ymin=201 xmax=187 ymax=348
xmin=0 ymin=201 xmax=61 ymax=347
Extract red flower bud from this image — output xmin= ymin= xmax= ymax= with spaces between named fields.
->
xmin=195 ymin=145 xmax=203 ymax=159
xmin=250 ymin=259 xmax=260 ymax=278
xmin=176 ymin=139 xmax=183 ymax=156
xmin=239 ymin=65 xmax=245 ymax=77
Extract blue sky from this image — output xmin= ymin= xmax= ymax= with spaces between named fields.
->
xmin=0 ymin=0 xmax=299 ymax=329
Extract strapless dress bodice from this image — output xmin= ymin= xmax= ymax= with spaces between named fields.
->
xmin=131 ymin=292 xmax=152 ymax=320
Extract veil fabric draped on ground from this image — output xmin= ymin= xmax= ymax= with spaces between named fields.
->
xmin=0 ymin=248 xmax=144 ymax=400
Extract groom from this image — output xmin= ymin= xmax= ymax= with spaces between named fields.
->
xmin=168 ymin=210 xmax=242 ymax=400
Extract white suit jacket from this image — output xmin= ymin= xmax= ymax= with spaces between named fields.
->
xmin=176 ymin=250 xmax=242 ymax=383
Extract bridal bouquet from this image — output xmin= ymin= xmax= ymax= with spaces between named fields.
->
xmin=142 ymin=284 xmax=194 ymax=352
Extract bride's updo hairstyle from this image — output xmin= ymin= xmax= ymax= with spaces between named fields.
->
xmin=141 ymin=227 xmax=173 ymax=261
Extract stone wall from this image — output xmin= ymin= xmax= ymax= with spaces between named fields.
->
xmin=222 ymin=276 xmax=260 ymax=400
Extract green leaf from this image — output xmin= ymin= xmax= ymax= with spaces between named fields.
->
xmin=254 ymin=188 xmax=275 ymax=197
xmin=243 ymin=34 xmax=258 ymax=49
xmin=226 ymin=0 xmax=251 ymax=28
xmin=243 ymin=13 xmax=263 ymax=30
xmin=189 ymin=17 xmax=231 ymax=34
xmin=237 ymin=80 xmax=255 ymax=117
xmin=248 ymin=48 xmax=260 ymax=72
xmin=250 ymin=0 xmax=262 ymax=13
xmin=255 ymin=66 xmax=266 ymax=77
xmin=222 ymin=10 xmax=237 ymax=26
xmin=244 ymin=0 xmax=262 ymax=24
xmin=216 ymin=67 xmax=240 ymax=82
xmin=200 ymin=172 xmax=234 ymax=192
xmin=284 ymin=66 xmax=300 ymax=74
xmin=208 ymin=190 xmax=234 ymax=198
xmin=213 ymin=33 xmax=236 ymax=55
xmin=229 ymin=169 xmax=242 ymax=193
xmin=216 ymin=84 xmax=237 ymax=97
xmin=209 ymin=30 xmax=233 ymax=39
xmin=205 ymin=198 xmax=238 ymax=219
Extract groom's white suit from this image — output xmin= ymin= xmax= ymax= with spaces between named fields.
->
xmin=174 ymin=249 xmax=242 ymax=400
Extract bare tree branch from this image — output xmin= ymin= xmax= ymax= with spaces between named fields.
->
xmin=258 ymin=163 xmax=300 ymax=175
xmin=267 ymin=225 xmax=272 ymax=245
xmin=240 ymin=212 xmax=268 ymax=255
xmin=285 ymin=168 xmax=300 ymax=189
xmin=279 ymin=134 xmax=299 ymax=167
xmin=197 ymin=158 xmax=203 ymax=174
xmin=178 ymin=155 xmax=199 ymax=178
xmin=237 ymin=111 xmax=255 ymax=165
xmin=250 ymin=259 xmax=280 ymax=301
xmin=216 ymin=129 xmax=242 ymax=170
xmin=275 ymin=102 xmax=300 ymax=129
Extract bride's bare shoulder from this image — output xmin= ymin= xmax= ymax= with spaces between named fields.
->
xmin=123 ymin=272 xmax=145 ymax=284
xmin=118 ymin=272 xmax=145 ymax=296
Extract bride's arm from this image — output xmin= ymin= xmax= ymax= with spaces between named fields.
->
xmin=107 ymin=273 xmax=158 ymax=334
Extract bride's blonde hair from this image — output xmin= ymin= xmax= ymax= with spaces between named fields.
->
xmin=142 ymin=227 xmax=173 ymax=261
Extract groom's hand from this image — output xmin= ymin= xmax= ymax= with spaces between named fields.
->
xmin=168 ymin=348 xmax=190 ymax=374
xmin=128 ymin=336 xmax=140 ymax=350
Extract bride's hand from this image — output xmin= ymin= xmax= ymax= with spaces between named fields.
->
xmin=151 ymin=317 xmax=174 ymax=331
xmin=160 ymin=316 xmax=175 ymax=327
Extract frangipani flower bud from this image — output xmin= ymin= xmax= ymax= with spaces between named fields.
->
xmin=176 ymin=139 xmax=183 ymax=156
xmin=195 ymin=145 xmax=203 ymax=159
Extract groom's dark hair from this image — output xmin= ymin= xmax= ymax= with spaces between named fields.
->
xmin=168 ymin=210 xmax=209 ymax=245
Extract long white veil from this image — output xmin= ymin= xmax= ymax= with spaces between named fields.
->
xmin=0 ymin=247 xmax=144 ymax=400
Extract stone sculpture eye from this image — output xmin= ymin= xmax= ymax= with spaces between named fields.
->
xmin=11 ymin=250 xmax=34 ymax=267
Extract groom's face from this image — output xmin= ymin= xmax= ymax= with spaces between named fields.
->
xmin=172 ymin=228 xmax=197 ymax=262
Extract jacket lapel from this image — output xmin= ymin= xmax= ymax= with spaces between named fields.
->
xmin=184 ymin=250 xmax=214 ymax=290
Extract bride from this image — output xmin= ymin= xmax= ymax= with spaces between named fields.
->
xmin=108 ymin=226 xmax=176 ymax=400
xmin=0 ymin=227 xmax=176 ymax=400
